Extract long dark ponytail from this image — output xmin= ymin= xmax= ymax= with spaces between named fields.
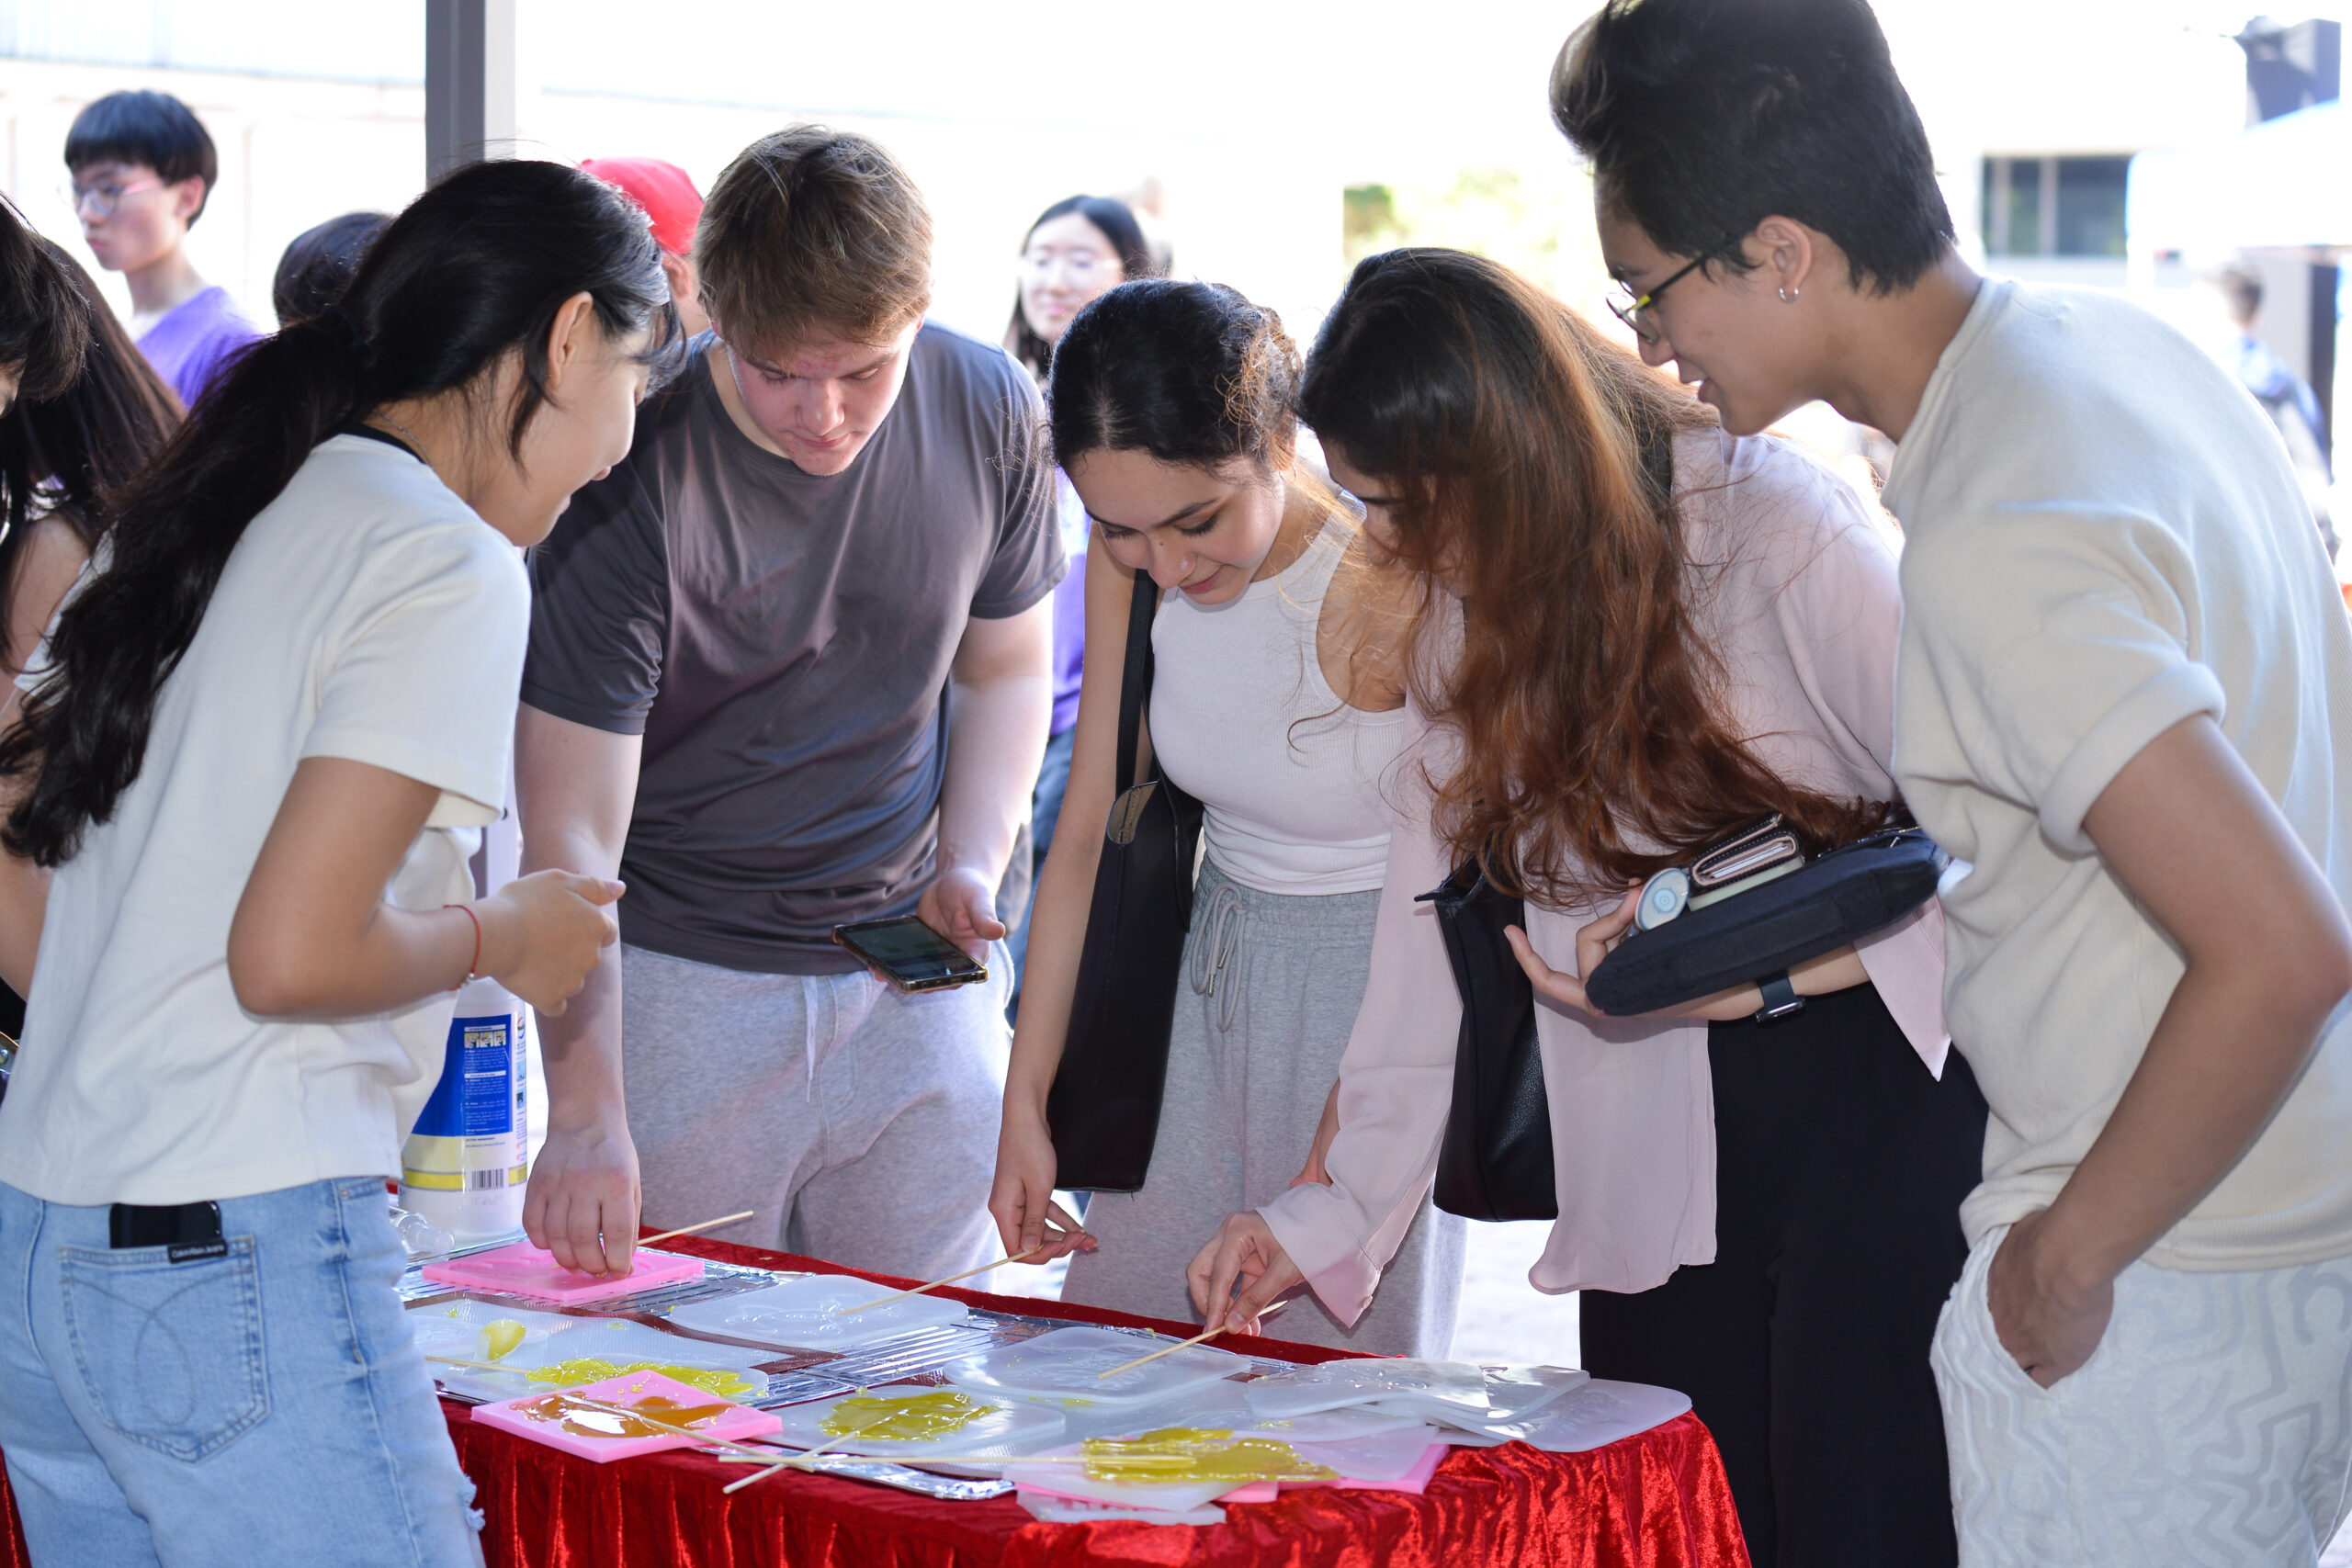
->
xmin=2 ymin=158 xmax=678 ymax=867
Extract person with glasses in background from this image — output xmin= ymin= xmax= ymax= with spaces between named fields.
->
xmin=63 ymin=90 xmax=262 ymax=408
xmin=999 ymin=197 xmax=1159 ymax=1022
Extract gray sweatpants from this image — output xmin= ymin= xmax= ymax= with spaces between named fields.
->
xmin=621 ymin=942 xmax=1011 ymax=1281
xmin=1062 ymin=860 xmax=1466 ymax=1357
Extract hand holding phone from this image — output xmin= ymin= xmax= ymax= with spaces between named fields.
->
xmin=832 ymin=915 xmax=989 ymax=994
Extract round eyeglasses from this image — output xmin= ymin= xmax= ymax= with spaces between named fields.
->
xmin=1606 ymin=254 xmax=1709 ymax=345
xmin=1021 ymin=247 xmax=1116 ymax=287
xmin=62 ymin=176 xmax=164 ymax=220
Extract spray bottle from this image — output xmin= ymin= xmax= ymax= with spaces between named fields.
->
xmin=399 ymin=976 xmax=530 ymax=1242
xmin=398 ymin=806 xmax=530 ymax=1244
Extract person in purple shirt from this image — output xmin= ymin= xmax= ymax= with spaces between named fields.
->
xmin=65 ymin=90 xmax=263 ymax=409
xmin=1001 ymin=195 xmax=1159 ymax=1018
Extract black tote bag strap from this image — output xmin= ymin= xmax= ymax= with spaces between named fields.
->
xmin=1115 ymin=568 xmax=1159 ymax=792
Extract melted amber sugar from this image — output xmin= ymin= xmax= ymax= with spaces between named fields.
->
xmin=820 ymin=1390 xmax=986 ymax=1442
xmin=513 ymin=1391 xmax=733 ymax=1440
xmin=525 ymin=1359 xmax=756 ymax=1396
xmin=1081 ymin=1427 xmax=1337 ymax=1485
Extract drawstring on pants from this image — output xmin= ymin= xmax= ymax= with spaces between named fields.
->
xmin=802 ymin=984 xmax=820 ymax=1104
xmin=1189 ymin=881 xmax=1248 ymax=1032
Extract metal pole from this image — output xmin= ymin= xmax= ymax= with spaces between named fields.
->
xmin=424 ymin=0 xmax=516 ymax=182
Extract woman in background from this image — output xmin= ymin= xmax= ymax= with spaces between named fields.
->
xmin=1000 ymin=195 xmax=1159 ymax=1020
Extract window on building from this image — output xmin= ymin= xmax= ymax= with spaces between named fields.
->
xmin=1981 ymin=154 xmax=2132 ymax=258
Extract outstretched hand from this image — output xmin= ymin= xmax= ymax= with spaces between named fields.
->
xmin=989 ymin=1107 xmax=1098 ymax=1263
xmin=1186 ymin=1211 xmax=1303 ymax=1336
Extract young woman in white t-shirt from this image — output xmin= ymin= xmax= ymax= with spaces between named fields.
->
xmin=0 ymin=160 xmax=677 ymax=1567
xmin=990 ymin=279 xmax=1466 ymax=1356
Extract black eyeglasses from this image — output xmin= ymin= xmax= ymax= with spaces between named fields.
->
xmin=1607 ymin=254 xmax=1708 ymax=345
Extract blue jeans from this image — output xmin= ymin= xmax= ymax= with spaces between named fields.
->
xmin=1005 ymin=722 xmax=1078 ymax=1023
xmin=0 ymin=1177 xmax=482 ymax=1567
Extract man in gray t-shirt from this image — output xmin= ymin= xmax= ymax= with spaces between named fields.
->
xmin=516 ymin=127 xmax=1061 ymax=1281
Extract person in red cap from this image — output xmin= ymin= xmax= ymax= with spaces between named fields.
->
xmin=582 ymin=156 xmax=708 ymax=336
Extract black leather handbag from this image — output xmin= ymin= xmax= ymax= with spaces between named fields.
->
xmin=1045 ymin=570 xmax=1204 ymax=1192
xmin=1419 ymin=859 xmax=1558 ymax=1223
xmin=1585 ymin=826 xmax=1947 ymax=1016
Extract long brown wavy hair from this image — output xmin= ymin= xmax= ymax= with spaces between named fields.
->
xmin=1297 ymin=248 xmax=1885 ymax=906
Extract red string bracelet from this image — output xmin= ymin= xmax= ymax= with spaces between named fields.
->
xmin=444 ymin=903 xmax=482 ymax=991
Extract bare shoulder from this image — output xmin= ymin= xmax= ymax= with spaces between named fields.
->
xmin=1317 ymin=521 xmax=1413 ymax=714
xmin=2 ymin=511 xmax=95 ymax=675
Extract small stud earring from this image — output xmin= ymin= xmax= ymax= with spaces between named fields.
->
xmin=1779 ymin=286 xmax=1801 ymax=303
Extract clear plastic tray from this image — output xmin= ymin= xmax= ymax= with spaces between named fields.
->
xmin=1455 ymin=1378 xmax=1693 ymax=1453
xmin=412 ymin=1302 xmax=777 ymax=1404
xmin=662 ymin=1273 xmax=970 ymax=1351
xmin=1363 ymin=1364 xmax=1590 ymax=1427
xmin=1242 ymin=1358 xmax=1492 ymax=1421
xmin=942 ymin=1325 xmax=1250 ymax=1411
xmin=764 ymin=1382 xmax=1066 ymax=1461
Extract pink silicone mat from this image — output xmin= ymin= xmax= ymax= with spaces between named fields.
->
xmin=420 ymin=1242 xmax=704 ymax=1303
xmin=470 ymin=1370 xmax=782 ymax=1463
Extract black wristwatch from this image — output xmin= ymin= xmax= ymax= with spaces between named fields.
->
xmin=1753 ymin=970 xmax=1806 ymax=1024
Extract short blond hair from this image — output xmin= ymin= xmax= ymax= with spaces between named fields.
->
xmin=695 ymin=125 xmax=932 ymax=357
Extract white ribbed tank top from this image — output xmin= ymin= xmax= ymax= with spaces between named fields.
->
xmin=1148 ymin=516 xmax=1409 ymax=895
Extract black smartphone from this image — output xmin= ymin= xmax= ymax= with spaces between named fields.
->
xmin=831 ymin=916 xmax=989 ymax=993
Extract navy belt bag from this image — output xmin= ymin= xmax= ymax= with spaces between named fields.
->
xmin=1585 ymin=826 xmax=1947 ymax=1017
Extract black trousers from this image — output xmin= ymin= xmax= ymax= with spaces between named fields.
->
xmin=1578 ymin=983 xmax=1986 ymax=1568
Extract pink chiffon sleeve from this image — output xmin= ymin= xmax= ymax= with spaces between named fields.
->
xmin=1258 ymin=744 xmax=1461 ymax=1327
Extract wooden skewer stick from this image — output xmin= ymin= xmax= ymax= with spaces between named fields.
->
xmin=429 ymin=1354 xmax=535 ymax=1373
xmin=829 ymin=1243 xmax=1048 ymax=1316
xmin=720 ymin=1408 xmax=899 ymax=1494
xmin=1094 ymin=1325 xmax=1227 ymax=1379
xmin=635 ymin=1211 xmax=757 ymax=1248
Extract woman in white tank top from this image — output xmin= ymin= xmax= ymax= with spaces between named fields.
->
xmin=989 ymin=281 xmax=1464 ymax=1355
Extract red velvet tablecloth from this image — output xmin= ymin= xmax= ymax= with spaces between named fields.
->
xmin=448 ymin=1237 xmax=1746 ymax=1568
xmin=0 ymin=1236 xmax=1749 ymax=1567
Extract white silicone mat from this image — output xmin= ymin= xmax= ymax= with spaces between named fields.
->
xmin=1363 ymin=1364 xmax=1591 ymax=1427
xmin=1472 ymin=1378 xmax=1693 ymax=1453
xmin=1242 ymin=1358 xmax=1492 ymax=1421
xmin=662 ymin=1273 xmax=969 ymax=1351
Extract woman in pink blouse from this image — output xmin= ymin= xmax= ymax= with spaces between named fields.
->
xmin=1186 ymin=250 xmax=1985 ymax=1568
